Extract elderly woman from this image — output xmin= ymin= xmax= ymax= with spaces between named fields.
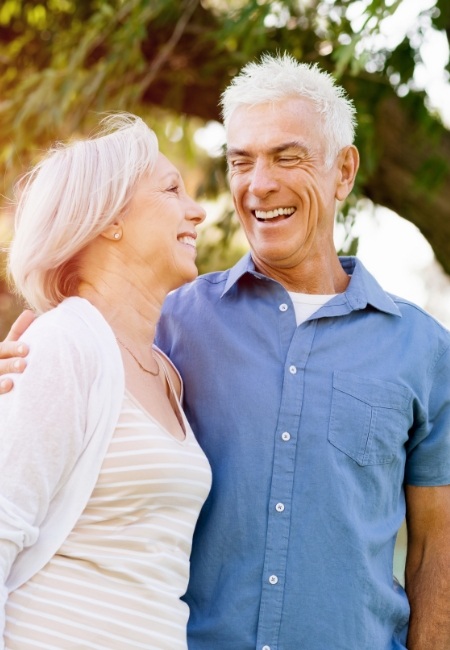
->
xmin=0 ymin=113 xmax=211 ymax=649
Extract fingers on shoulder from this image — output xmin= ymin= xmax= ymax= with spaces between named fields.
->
xmin=5 ymin=310 xmax=36 ymax=342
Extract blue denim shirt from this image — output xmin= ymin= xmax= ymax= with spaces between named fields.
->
xmin=156 ymin=254 xmax=450 ymax=650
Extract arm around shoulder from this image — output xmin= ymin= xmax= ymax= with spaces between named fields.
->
xmin=0 ymin=310 xmax=35 ymax=392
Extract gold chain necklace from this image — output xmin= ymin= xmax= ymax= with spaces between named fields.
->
xmin=116 ymin=339 xmax=160 ymax=377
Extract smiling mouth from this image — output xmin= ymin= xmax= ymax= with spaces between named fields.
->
xmin=254 ymin=207 xmax=296 ymax=222
xmin=178 ymin=235 xmax=197 ymax=248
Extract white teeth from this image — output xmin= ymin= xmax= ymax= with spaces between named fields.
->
xmin=254 ymin=207 xmax=295 ymax=220
xmin=179 ymin=236 xmax=196 ymax=247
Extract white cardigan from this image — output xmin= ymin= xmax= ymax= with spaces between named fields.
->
xmin=0 ymin=298 xmax=125 ymax=637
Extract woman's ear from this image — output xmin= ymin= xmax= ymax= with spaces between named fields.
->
xmin=100 ymin=221 xmax=123 ymax=242
xmin=335 ymin=145 xmax=360 ymax=202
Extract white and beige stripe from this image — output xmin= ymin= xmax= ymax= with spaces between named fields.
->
xmin=5 ymin=391 xmax=211 ymax=649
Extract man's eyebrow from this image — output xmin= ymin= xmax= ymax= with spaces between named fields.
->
xmin=226 ymin=141 xmax=308 ymax=158
xmin=270 ymin=141 xmax=309 ymax=154
xmin=225 ymin=147 xmax=249 ymax=158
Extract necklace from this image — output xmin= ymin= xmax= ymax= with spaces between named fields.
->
xmin=116 ymin=339 xmax=160 ymax=377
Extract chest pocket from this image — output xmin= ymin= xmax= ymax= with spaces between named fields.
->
xmin=328 ymin=371 xmax=412 ymax=466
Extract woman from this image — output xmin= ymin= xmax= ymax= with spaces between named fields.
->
xmin=0 ymin=113 xmax=212 ymax=649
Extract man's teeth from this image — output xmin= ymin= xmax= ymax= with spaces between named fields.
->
xmin=254 ymin=207 xmax=295 ymax=220
xmin=179 ymin=236 xmax=196 ymax=247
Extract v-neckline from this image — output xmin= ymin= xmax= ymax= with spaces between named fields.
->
xmin=124 ymin=389 xmax=188 ymax=445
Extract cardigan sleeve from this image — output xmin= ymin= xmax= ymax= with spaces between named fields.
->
xmin=0 ymin=315 xmax=96 ymax=641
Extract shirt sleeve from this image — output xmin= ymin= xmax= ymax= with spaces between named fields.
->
xmin=0 ymin=317 xmax=92 ymax=639
xmin=405 ymin=340 xmax=450 ymax=486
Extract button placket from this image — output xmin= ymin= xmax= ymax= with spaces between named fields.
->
xmin=256 ymin=318 xmax=318 ymax=649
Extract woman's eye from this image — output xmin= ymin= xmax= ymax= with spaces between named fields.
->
xmin=167 ymin=185 xmax=179 ymax=194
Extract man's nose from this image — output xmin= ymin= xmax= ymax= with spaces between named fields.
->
xmin=248 ymin=160 xmax=279 ymax=197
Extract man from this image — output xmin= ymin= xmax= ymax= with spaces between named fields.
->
xmin=2 ymin=54 xmax=450 ymax=649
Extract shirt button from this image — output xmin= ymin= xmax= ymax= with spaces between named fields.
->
xmin=269 ymin=575 xmax=278 ymax=585
xmin=289 ymin=365 xmax=297 ymax=374
xmin=281 ymin=431 xmax=291 ymax=441
xmin=275 ymin=503 xmax=285 ymax=512
xmin=279 ymin=303 xmax=288 ymax=312
xmin=262 ymin=646 xmax=271 ymax=650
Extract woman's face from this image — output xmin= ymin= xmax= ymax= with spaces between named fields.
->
xmin=121 ymin=153 xmax=206 ymax=291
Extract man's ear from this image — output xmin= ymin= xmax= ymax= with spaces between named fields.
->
xmin=335 ymin=145 xmax=360 ymax=202
xmin=100 ymin=221 xmax=123 ymax=242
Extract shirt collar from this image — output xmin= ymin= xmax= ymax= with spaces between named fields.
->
xmin=221 ymin=252 xmax=255 ymax=295
xmin=339 ymin=256 xmax=401 ymax=316
xmin=222 ymin=253 xmax=401 ymax=317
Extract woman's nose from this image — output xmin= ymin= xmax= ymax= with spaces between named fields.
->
xmin=187 ymin=198 xmax=206 ymax=224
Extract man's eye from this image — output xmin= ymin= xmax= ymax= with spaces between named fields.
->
xmin=167 ymin=185 xmax=179 ymax=193
xmin=230 ymin=160 xmax=251 ymax=168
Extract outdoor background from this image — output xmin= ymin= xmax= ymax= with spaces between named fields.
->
xmin=1 ymin=0 xmax=449 ymax=582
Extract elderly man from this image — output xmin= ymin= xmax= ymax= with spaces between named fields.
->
xmin=2 ymin=54 xmax=450 ymax=650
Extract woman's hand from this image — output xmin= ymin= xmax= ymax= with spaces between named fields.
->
xmin=0 ymin=310 xmax=35 ymax=393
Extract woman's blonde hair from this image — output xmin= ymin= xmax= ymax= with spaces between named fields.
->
xmin=8 ymin=112 xmax=158 ymax=313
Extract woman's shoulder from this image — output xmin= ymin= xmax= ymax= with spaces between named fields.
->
xmin=21 ymin=297 xmax=120 ymax=375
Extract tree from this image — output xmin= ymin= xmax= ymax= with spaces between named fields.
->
xmin=0 ymin=0 xmax=449 ymax=283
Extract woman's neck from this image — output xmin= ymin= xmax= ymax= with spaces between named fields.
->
xmin=77 ymin=276 xmax=162 ymax=349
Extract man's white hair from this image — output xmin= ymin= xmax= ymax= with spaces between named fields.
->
xmin=220 ymin=52 xmax=357 ymax=167
xmin=9 ymin=113 xmax=158 ymax=314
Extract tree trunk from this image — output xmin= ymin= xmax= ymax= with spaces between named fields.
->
xmin=364 ymin=93 xmax=450 ymax=274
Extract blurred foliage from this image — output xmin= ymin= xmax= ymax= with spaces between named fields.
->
xmin=1 ymin=0 xmax=450 ymax=336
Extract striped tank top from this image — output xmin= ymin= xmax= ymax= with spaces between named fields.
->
xmin=5 ymin=388 xmax=212 ymax=649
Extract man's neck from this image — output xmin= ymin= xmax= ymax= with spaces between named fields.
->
xmin=252 ymin=255 xmax=350 ymax=294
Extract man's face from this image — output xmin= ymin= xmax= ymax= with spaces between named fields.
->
xmin=226 ymin=97 xmax=351 ymax=283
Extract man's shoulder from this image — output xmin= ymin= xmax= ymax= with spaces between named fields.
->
xmin=168 ymin=253 xmax=253 ymax=306
xmin=349 ymin=256 xmax=450 ymax=342
xmin=167 ymin=269 xmax=231 ymax=304
xmin=389 ymin=292 xmax=450 ymax=335
xmin=383 ymin=293 xmax=450 ymax=364
xmin=188 ymin=267 xmax=231 ymax=288
xmin=157 ymin=270 xmax=233 ymax=349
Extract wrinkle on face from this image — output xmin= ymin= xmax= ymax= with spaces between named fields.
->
xmin=226 ymin=98 xmax=351 ymax=291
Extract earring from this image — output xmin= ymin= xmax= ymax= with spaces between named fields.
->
xmin=113 ymin=232 xmax=121 ymax=240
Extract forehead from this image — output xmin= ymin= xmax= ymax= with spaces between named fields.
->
xmin=226 ymin=97 xmax=325 ymax=153
xmin=154 ymin=152 xmax=180 ymax=179
xmin=132 ymin=153 xmax=181 ymax=199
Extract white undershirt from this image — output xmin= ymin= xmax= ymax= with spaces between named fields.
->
xmin=287 ymin=291 xmax=337 ymax=326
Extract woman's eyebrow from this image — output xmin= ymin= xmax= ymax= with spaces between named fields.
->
xmin=160 ymin=171 xmax=182 ymax=183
